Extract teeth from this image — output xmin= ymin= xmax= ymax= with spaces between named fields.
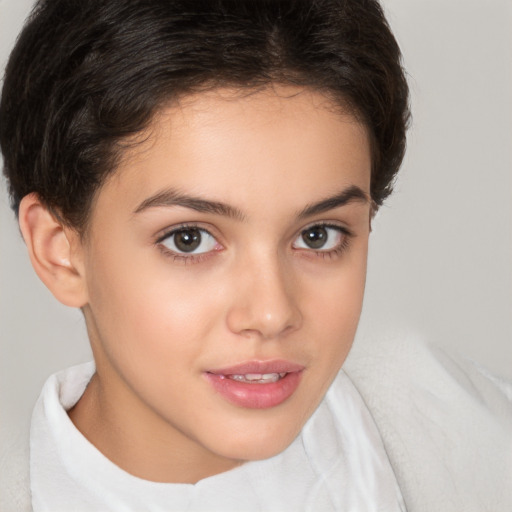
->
xmin=229 ymin=373 xmax=287 ymax=383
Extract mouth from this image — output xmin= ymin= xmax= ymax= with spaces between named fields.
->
xmin=204 ymin=360 xmax=304 ymax=409
xmin=227 ymin=372 xmax=287 ymax=384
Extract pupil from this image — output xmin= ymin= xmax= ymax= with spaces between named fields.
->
xmin=302 ymin=226 xmax=327 ymax=249
xmin=175 ymin=229 xmax=201 ymax=252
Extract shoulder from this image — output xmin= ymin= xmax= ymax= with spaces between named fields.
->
xmin=343 ymin=334 xmax=512 ymax=512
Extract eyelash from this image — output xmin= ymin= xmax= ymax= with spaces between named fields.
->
xmin=294 ymin=223 xmax=352 ymax=261
xmin=155 ymin=222 xmax=352 ymax=264
xmin=156 ymin=223 xmax=219 ymax=264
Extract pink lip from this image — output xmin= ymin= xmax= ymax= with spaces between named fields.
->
xmin=204 ymin=360 xmax=305 ymax=409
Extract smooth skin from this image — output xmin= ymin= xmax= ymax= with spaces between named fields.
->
xmin=19 ymin=86 xmax=372 ymax=484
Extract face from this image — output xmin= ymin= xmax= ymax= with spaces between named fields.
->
xmin=73 ymin=86 xmax=372 ymax=483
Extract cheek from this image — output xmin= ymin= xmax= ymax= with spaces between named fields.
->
xmin=84 ymin=262 xmax=225 ymax=410
xmin=307 ymin=248 xmax=368 ymax=356
xmin=84 ymin=244 xmax=223 ymax=367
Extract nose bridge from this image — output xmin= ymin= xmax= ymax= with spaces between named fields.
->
xmin=226 ymin=248 xmax=301 ymax=339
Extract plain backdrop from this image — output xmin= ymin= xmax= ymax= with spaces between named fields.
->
xmin=1 ymin=0 xmax=511 ymax=445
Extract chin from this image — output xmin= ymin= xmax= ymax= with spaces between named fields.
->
xmin=221 ymin=439 xmax=296 ymax=463
xmin=207 ymin=417 xmax=304 ymax=463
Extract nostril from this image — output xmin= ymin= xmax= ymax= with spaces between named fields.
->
xmin=225 ymin=264 xmax=302 ymax=339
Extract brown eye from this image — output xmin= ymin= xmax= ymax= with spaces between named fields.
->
xmin=161 ymin=227 xmax=218 ymax=254
xmin=301 ymin=226 xmax=328 ymax=249
xmin=174 ymin=228 xmax=201 ymax=252
xmin=293 ymin=224 xmax=345 ymax=251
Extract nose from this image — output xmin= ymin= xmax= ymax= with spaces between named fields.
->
xmin=225 ymin=255 xmax=302 ymax=340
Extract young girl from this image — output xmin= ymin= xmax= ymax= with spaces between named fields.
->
xmin=1 ymin=1 xmax=511 ymax=510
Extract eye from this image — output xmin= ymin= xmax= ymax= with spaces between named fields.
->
xmin=160 ymin=227 xmax=219 ymax=254
xmin=293 ymin=224 xmax=345 ymax=251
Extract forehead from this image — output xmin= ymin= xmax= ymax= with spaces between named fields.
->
xmin=96 ymin=86 xmax=371 ymax=220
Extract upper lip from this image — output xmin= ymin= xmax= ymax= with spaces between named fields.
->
xmin=207 ymin=360 xmax=305 ymax=376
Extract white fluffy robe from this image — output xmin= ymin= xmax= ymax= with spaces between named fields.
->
xmin=344 ymin=336 xmax=512 ymax=512
xmin=1 ymin=335 xmax=511 ymax=511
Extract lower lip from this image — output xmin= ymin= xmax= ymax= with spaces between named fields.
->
xmin=204 ymin=371 xmax=302 ymax=409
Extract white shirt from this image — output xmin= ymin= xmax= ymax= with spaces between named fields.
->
xmin=30 ymin=362 xmax=405 ymax=512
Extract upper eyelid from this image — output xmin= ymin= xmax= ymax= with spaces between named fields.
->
xmin=297 ymin=221 xmax=352 ymax=236
xmin=155 ymin=223 xmax=218 ymax=243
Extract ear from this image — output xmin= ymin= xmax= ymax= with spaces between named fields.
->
xmin=369 ymin=200 xmax=378 ymax=233
xmin=18 ymin=193 xmax=88 ymax=308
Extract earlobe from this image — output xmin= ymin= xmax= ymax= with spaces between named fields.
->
xmin=18 ymin=193 xmax=88 ymax=308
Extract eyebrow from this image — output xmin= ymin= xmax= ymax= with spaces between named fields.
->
xmin=297 ymin=185 xmax=369 ymax=219
xmin=134 ymin=188 xmax=246 ymax=220
xmin=133 ymin=184 xmax=369 ymax=220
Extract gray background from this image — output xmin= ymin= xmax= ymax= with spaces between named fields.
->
xmin=1 ymin=0 xmax=511 ymax=445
